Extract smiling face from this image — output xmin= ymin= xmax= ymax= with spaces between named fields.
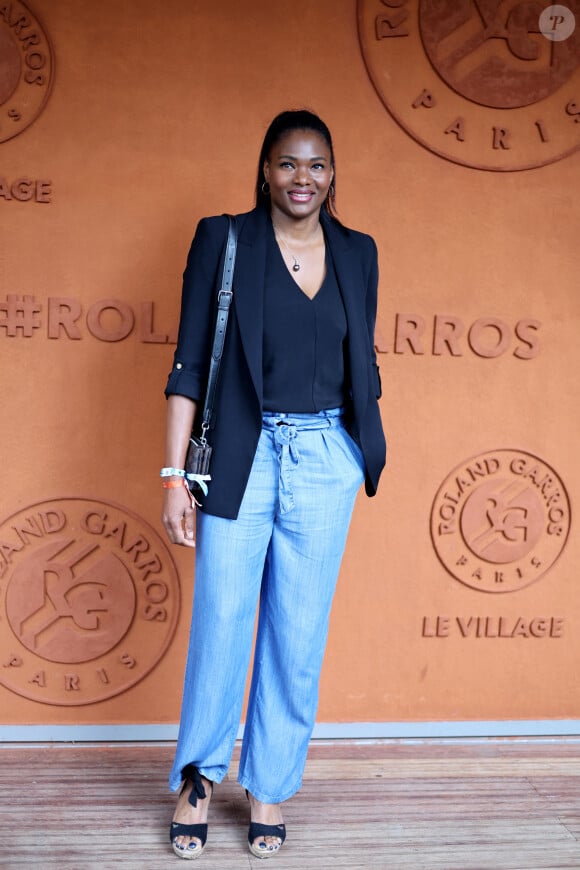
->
xmin=263 ymin=129 xmax=334 ymax=223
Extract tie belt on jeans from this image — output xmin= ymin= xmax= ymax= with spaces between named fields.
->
xmin=261 ymin=408 xmax=344 ymax=513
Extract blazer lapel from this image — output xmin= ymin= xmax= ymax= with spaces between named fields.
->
xmin=322 ymin=213 xmax=369 ymax=416
xmin=232 ymin=208 xmax=268 ymax=405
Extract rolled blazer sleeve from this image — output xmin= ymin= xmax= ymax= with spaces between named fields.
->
xmin=165 ymin=215 xmax=228 ymax=402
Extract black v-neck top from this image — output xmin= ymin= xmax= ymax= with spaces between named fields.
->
xmin=262 ymin=225 xmax=348 ymax=412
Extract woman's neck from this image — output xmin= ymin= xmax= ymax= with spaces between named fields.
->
xmin=270 ymin=207 xmax=322 ymax=242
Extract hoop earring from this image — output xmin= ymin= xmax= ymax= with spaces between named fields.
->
xmin=261 ymin=181 xmax=270 ymax=195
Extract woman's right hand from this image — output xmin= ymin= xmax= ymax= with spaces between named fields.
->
xmin=162 ymin=484 xmax=197 ymax=548
xmin=162 ymin=395 xmax=198 ymax=548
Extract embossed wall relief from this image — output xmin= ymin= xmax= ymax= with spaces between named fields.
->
xmin=358 ymin=0 xmax=580 ymax=169
xmin=1 ymin=0 xmax=579 ymax=728
xmin=0 ymin=0 xmax=53 ymax=143
xmin=430 ymin=450 xmax=570 ymax=594
xmin=422 ymin=450 xmax=572 ymax=643
xmin=0 ymin=500 xmax=180 ymax=706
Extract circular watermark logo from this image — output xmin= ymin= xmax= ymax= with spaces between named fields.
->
xmin=0 ymin=1 xmax=54 ymax=144
xmin=539 ymin=5 xmax=576 ymax=41
xmin=357 ymin=0 xmax=580 ymax=170
xmin=0 ymin=498 xmax=180 ymax=705
xmin=430 ymin=450 xmax=571 ymax=592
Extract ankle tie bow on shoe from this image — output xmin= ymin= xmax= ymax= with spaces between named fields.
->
xmin=181 ymin=764 xmax=207 ymax=808
xmin=170 ymin=765 xmax=212 ymax=859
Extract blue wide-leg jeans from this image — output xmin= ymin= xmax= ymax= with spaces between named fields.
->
xmin=169 ymin=408 xmax=365 ymax=803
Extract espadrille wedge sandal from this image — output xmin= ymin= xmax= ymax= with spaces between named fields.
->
xmin=170 ymin=765 xmax=213 ymax=860
xmin=248 ymin=821 xmax=286 ymax=858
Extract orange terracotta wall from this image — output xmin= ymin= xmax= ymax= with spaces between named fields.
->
xmin=1 ymin=0 xmax=578 ymax=730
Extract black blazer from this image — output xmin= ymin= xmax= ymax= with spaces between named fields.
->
xmin=166 ymin=206 xmax=386 ymax=519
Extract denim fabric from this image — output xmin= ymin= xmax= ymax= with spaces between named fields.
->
xmin=169 ymin=408 xmax=365 ymax=803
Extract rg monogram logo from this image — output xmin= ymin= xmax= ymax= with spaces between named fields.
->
xmin=430 ymin=450 xmax=571 ymax=592
xmin=358 ymin=0 xmax=580 ymax=170
xmin=0 ymin=498 xmax=181 ymax=705
xmin=0 ymin=1 xmax=54 ymax=144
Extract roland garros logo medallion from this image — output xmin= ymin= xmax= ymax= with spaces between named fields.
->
xmin=357 ymin=1 xmax=580 ymax=170
xmin=430 ymin=450 xmax=571 ymax=592
xmin=0 ymin=1 xmax=54 ymax=144
xmin=0 ymin=498 xmax=180 ymax=705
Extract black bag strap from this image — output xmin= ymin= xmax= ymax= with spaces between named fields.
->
xmin=200 ymin=215 xmax=237 ymax=442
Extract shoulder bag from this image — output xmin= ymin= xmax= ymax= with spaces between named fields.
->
xmin=185 ymin=214 xmax=238 ymax=493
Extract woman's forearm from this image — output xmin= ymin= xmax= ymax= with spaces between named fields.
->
xmin=162 ymin=394 xmax=198 ymax=548
xmin=165 ymin=394 xmax=197 ymax=469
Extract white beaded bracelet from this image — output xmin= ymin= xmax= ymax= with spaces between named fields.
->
xmin=160 ymin=467 xmax=186 ymax=478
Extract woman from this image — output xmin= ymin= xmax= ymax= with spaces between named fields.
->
xmin=162 ymin=109 xmax=386 ymax=860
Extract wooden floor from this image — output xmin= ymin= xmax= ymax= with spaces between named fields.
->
xmin=1 ymin=739 xmax=580 ymax=869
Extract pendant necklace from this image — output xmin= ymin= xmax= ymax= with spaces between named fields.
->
xmin=273 ymin=228 xmax=302 ymax=272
